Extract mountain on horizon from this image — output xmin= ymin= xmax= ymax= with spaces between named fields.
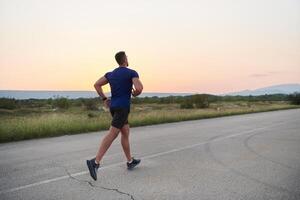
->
xmin=224 ymin=83 xmax=300 ymax=96
xmin=1 ymin=83 xmax=300 ymax=99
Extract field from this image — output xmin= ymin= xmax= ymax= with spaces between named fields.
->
xmin=0 ymin=98 xmax=299 ymax=143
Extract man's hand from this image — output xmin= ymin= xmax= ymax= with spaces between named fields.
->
xmin=132 ymin=88 xmax=140 ymax=97
xmin=103 ymin=98 xmax=111 ymax=108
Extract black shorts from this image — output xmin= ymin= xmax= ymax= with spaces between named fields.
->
xmin=109 ymin=107 xmax=130 ymax=129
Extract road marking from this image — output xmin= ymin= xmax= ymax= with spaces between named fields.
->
xmin=0 ymin=122 xmax=287 ymax=195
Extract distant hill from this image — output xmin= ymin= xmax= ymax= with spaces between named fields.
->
xmin=1 ymin=83 xmax=300 ymax=99
xmin=224 ymin=83 xmax=300 ymax=96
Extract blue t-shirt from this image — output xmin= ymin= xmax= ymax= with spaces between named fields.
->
xmin=104 ymin=67 xmax=139 ymax=108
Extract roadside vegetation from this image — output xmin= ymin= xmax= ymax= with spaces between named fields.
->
xmin=0 ymin=93 xmax=299 ymax=143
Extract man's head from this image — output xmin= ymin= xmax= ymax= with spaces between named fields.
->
xmin=115 ymin=51 xmax=128 ymax=66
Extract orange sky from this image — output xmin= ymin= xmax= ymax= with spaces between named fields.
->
xmin=0 ymin=0 xmax=299 ymax=94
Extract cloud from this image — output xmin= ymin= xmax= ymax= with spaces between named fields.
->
xmin=250 ymin=73 xmax=269 ymax=78
xmin=250 ymin=70 xmax=283 ymax=78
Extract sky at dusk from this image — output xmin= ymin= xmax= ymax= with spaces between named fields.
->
xmin=0 ymin=0 xmax=299 ymax=94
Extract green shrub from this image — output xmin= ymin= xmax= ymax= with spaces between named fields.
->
xmin=180 ymin=101 xmax=194 ymax=109
xmin=82 ymin=98 xmax=98 ymax=110
xmin=87 ymin=112 xmax=97 ymax=118
xmin=72 ymin=99 xmax=83 ymax=107
xmin=53 ymin=97 xmax=70 ymax=109
xmin=192 ymin=94 xmax=210 ymax=108
xmin=0 ymin=98 xmax=17 ymax=109
xmin=288 ymin=93 xmax=300 ymax=105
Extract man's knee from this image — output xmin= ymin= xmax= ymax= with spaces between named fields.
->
xmin=120 ymin=124 xmax=129 ymax=137
xmin=108 ymin=126 xmax=120 ymax=138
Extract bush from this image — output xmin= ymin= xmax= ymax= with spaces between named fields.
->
xmin=288 ymin=93 xmax=300 ymax=105
xmin=0 ymin=98 xmax=17 ymax=109
xmin=87 ymin=112 xmax=97 ymax=118
xmin=72 ymin=99 xmax=83 ymax=107
xmin=82 ymin=98 xmax=98 ymax=110
xmin=180 ymin=101 xmax=194 ymax=109
xmin=47 ymin=98 xmax=53 ymax=106
xmin=192 ymin=94 xmax=210 ymax=108
xmin=53 ymin=97 xmax=70 ymax=109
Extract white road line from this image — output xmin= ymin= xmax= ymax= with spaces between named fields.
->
xmin=0 ymin=122 xmax=287 ymax=195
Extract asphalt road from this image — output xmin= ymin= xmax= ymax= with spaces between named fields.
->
xmin=1 ymin=109 xmax=300 ymax=200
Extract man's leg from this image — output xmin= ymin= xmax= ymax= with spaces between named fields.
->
xmin=95 ymin=126 xmax=120 ymax=164
xmin=120 ymin=124 xmax=132 ymax=162
xmin=120 ymin=123 xmax=141 ymax=170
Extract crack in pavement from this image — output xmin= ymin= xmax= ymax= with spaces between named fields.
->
xmin=63 ymin=167 xmax=135 ymax=200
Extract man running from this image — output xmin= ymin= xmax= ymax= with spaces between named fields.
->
xmin=86 ymin=51 xmax=143 ymax=181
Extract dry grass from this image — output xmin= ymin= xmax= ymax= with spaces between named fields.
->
xmin=0 ymin=101 xmax=299 ymax=143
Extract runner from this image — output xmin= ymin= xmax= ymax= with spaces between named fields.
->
xmin=86 ymin=51 xmax=143 ymax=180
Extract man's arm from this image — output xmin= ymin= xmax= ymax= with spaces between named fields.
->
xmin=94 ymin=76 xmax=108 ymax=100
xmin=132 ymin=77 xmax=143 ymax=97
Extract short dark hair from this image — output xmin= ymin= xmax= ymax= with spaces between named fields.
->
xmin=115 ymin=51 xmax=126 ymax=65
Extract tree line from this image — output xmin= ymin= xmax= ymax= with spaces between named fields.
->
xmin=0 ymin=93 xmax=299 ymax=110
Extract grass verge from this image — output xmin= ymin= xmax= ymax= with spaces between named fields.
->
xmin=0 ymin=103 xmax=299 ymax=143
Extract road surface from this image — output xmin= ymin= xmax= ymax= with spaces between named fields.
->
xmin=1 ymin=109 xmax=300 ymax=200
